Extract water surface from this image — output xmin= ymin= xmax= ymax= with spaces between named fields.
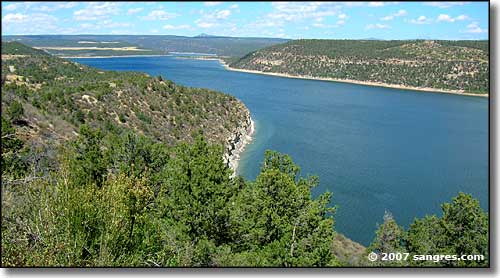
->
xmin=72 ymin=56 xmax=488 ymax=245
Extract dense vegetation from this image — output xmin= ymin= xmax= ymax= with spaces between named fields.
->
xmin=1 ymin=42 xmax=488 ymax=267
xmin=1 ymin=42 xmax=247 ymax=148
xmin=230 ymin=39 xmax=489 ymax=94
xmin=366 ymin=193 xmax=488 ymax=267
xmin=3 ymin=35 xmax=289 ymax=57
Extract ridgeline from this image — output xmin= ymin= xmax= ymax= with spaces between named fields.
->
xmin=229 ymin=39 xmax=489 ymax=95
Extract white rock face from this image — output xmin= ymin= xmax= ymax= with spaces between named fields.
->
xmin=224 ymin=108 xmax=255 ymax=177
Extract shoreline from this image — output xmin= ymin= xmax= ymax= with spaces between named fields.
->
xmin=218 ymin=59 xmax=488 ymax=98
xmin=226 ymin=116 xmax=255 ymax=177
xmin=61 ymin=54 xmax=171 ymax=59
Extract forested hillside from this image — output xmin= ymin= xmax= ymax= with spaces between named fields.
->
xmin=1 ymin=42 xmax=488 ymax=267
xmin=230 ymin=39 xmax=489 ymax=94
xmin=1 ymin=42 xmax=248 ymax=148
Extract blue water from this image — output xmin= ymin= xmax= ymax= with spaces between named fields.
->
xmin=72 ymin=56 xmax=489 ymax=246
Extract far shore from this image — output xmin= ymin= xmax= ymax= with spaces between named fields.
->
xmin=60 ymin=54 xmax=171 ymax=59
xmin=217 ymin=59 xmax=488 ymax=98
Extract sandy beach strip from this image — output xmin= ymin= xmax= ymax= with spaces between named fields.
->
xmin=218 ymin=60 xmax=488 ymax=98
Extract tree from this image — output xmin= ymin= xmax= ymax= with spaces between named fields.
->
xmin=68 ymin=125 xmax=108 ymax=187
xmin=439 ymin=192 xmax=488 ymax=266
xmin=227 ymin=150 xmax=339 ymax=266
xmin=366 ymin=211 xmax=407 ymax=266
xmin=8 ymin=100 xmax=24 ymax=124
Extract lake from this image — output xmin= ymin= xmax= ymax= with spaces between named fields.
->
xmin=72 ymin=56 xmax=489 ymax=246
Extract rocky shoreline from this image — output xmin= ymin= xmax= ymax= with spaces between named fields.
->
xmin=224 ymin=108 xmax=255 ymax=177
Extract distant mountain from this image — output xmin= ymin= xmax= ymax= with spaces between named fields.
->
xmin=195 ymin=33 xmax=220 ymax=38
xmin=2 ymin=35 xmax=290 ymax=57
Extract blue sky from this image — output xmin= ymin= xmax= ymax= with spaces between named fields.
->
xmin=1 ymin=1 xmax=489 ymax=40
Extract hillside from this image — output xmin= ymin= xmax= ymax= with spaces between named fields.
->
xmin=1 ymin=43 xmax=488 ymax=267
xmin=229 ymin=39 xmax=489 ymax=95
xmin=2 ymin=35 xmax=289 ymax=57
xmin=0 ymin=42 xmax=358 ymax=267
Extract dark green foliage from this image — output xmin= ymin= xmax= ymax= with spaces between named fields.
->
xmin=1 ymin=127 xmax=340 ymax=266
xmin=367 ymin=193 xmax=488 ymax=267
xmin=7 ymin=100 xmax=24 ymax=123
xmin=365 ymin=211 xmax=407 ymax=266
xmin=1 ymin=116 xmax=27 ymax=178
xmin=231 ymin=39 xmax=489 ymax=94
xmin=68 ymin=125 xmax=108 ymax=187
xmin=226 ymin=151 xmax=339 ymax=266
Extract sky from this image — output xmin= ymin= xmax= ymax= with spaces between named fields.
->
xmin=1 ymin=1 xmax=489 ymax=40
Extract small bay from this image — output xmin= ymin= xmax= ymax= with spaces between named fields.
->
xmin=72 ymin=56 xmax=488 ymax=246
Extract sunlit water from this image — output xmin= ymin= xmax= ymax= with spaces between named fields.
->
xmin=72 ymin=56 xmax=488 ymax=245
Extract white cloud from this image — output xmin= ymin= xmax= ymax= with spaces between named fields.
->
xmin=204 ymin=2 xmax=222 ymax=7
xmin=102 ymin=20 xmax=132 ymax=28
xmin=462 ymin=22 xmax=487 ymax=33
xmin=338 ymin=13 xmax=347 ymax=19
xmin=196 ymin=21 xmax=215 ymax=28
xmin=163 ymin=24 xmax=191 ymax=30
xmin=4 ymin=3 xmax=21 ymax=11
xmin=368 ymin=2 xmax=385 ymax=7
xmin=268 ymin=2 xmax=340 ymax=22
xmin=141 ymin=10 xmax=179 ymax=21
xmin=436 ymin=14 xmax=470 ymax=22
xmin=365 ymin=23 xmax=390 ymax=30
xmin=229 ymin=4 xmax=239 ymax=9
xmin=381 ymin=9 xmax=407 ymax=21
xmin=3 ymin=13 xmax=28 ymax=23
xmin=2 ymin=12 xmax=59 ymax=34
xmin=195 ymin=9 xmax=232 ymax=28
xmin=437 ymin=14 xmax=454 ymax=22
xmin=410 ymin=15 xmax=432 ymax=24
xmin=127 ymin=8 xmax=143 ymax=15
xmin=423 ymin=2 xmax=469 ymax=8
xmin=74 ymin=2 xmax=120 ymax=21
xmin=57 ymin=3 xmax=78 ymax=9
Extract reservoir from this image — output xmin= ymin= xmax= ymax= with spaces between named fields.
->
xmin=72 ymin=56 xmax=488 ymax=246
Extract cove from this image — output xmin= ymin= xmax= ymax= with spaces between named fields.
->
xmin=71 ymin=56 xmax=488 ymax=246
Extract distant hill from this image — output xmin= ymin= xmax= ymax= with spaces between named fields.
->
xmin=229 ymin=39 xmax=489 ymax=94
xmin=2 ymin=35 xmax=289 ymax=57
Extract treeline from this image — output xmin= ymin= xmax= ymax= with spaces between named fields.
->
xmin=1 ymin=42 xmax=489 ymax=267
xmin=230 ymin=39 xmax=489 ymax=94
